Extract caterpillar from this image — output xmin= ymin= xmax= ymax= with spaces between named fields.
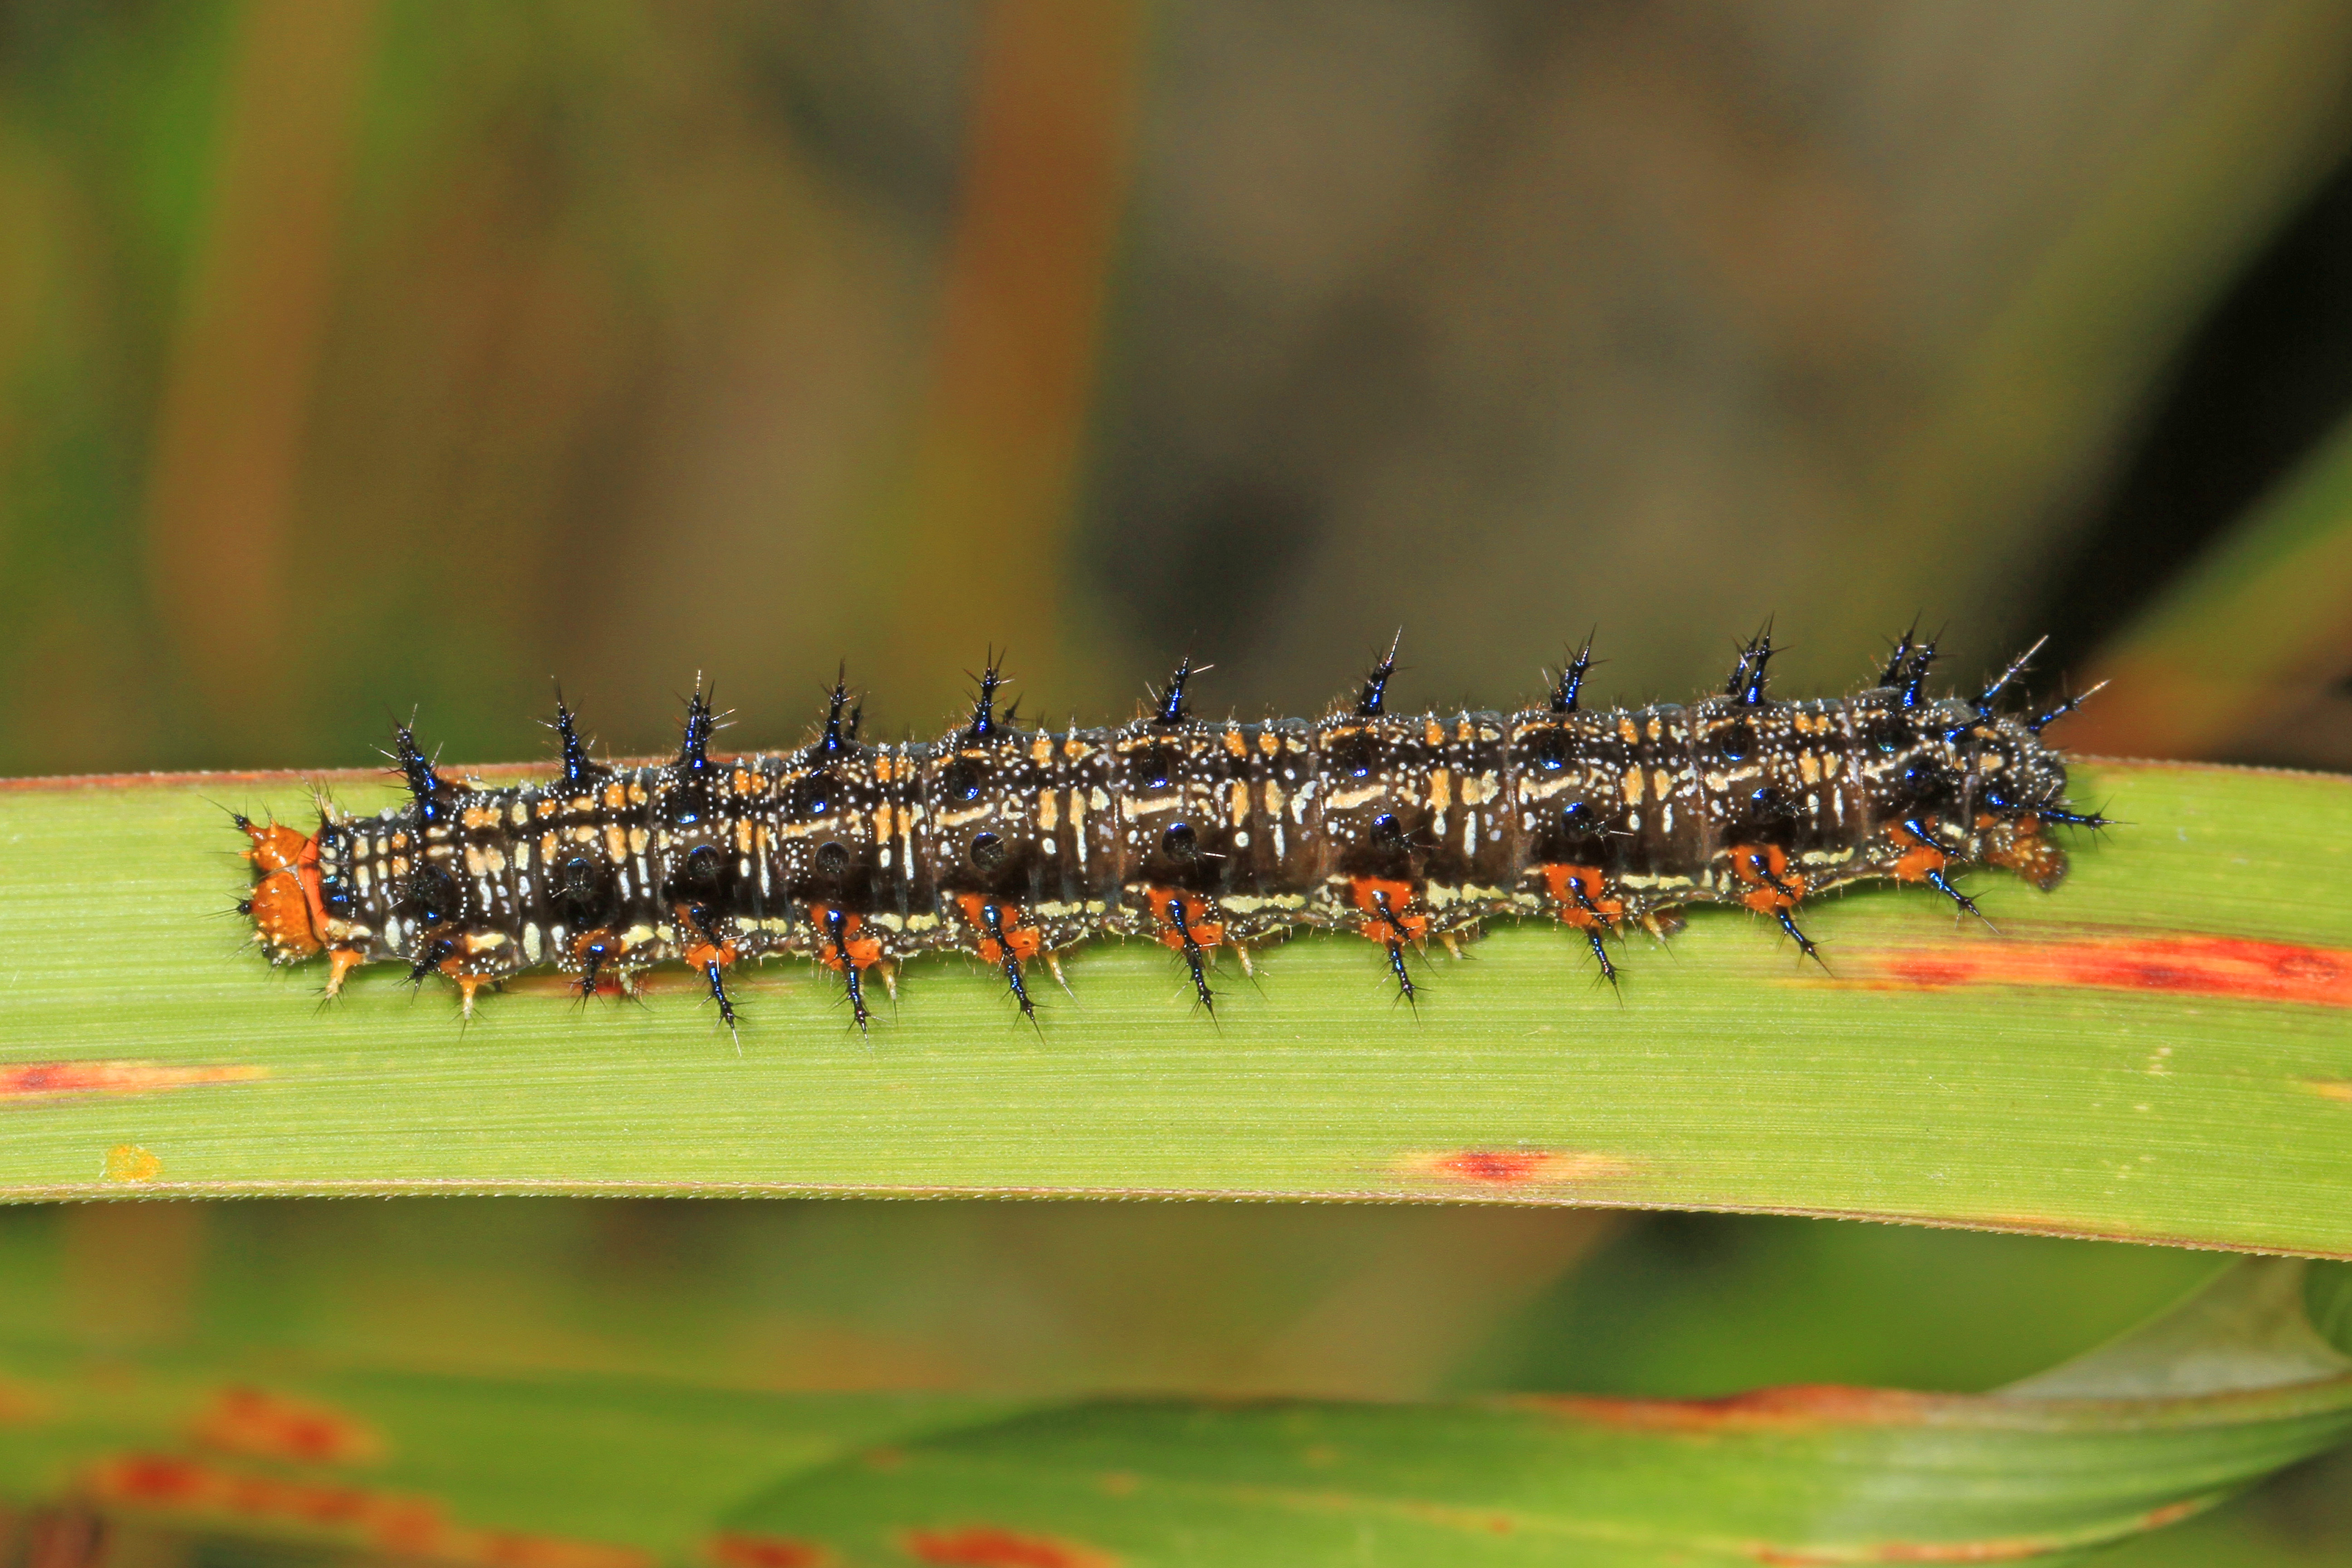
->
xmin=236 ymin=629 xmax=2105 ymax=1033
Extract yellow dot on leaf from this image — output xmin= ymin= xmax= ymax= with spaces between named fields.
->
xmin=103 ymin=1145 xmax=162 ymax=1183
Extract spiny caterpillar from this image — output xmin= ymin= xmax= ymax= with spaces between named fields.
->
xmin=237 ymin=629 xmax=2105 ymax=1033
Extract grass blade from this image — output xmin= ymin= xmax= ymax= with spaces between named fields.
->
xmin=0 ymin=760 xmax=2347 ymax=1254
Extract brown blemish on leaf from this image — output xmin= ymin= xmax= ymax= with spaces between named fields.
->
xmin=0 ymin=1061 xmax=268 ymax=1102
xmin=2307 ymin=1080 xmax=2352 ymax=1103
xmin=84 ymin=1453 xmax=655 ymax=1568
xmin=901 ymin=1526 xmax=1117 ymax=1568
xmin=1396 ymin=1150 xmax=1634 ymax=1186
xmin=1841 ymin=932 xmax=2352 ymax=1009
xmin=191 ymin=1386 xmax=384 ymax=1465
xmin=103 ymin=1146 xmax=163 ymax=1183
xmin=1527 ymin=1384 xmax=1942 ymax=1432
xmin=705 ymin=1532 xmax=832 ymax=1568
xmin=1392 ymin=1500 xmax=1518 ymax=1535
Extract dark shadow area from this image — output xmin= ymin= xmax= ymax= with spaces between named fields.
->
xmin=2039 ymin=153 xmax=2352 ymax=680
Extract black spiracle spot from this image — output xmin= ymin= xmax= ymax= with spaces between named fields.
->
xmin=671 ymin=844 xmax=725 ymax=897
xmin=789 ymin=772 xmax=833 ymax=818
xmin=1330 ymin=733 xmax=1381 ymax=780
xmin=319 ymin=881 xmax=353 ymax=917
xmin=1749 ymin=785 xmax=1788 ymax=820
xmin=1522 ymin=729 xmax=1573 ymax=772
xmin=814 ymin=840 xmax=850 ymax=877
xmin=1870 ymin=717 xmax=1908 ymax=755
xmin=1560 ymin=800 xmax=1600 ymax=835
xmin=1369 ymin=812 xmax=1407 ymax=848
xmin=1129 ymin=746 xmax=1177 ymax=792
xmin=941 ymin=760 xmax=983 ymax=803
xmin=661 ymin=787 xmax=704 ymax=827
xmin=1161 ymin=821 xmax=1199 ymax=861
xmin=1902 ymin=760 xmax=1953 ymax=801
xmin=969 ymin=830 xmax=1006 ymax=869
xmin=1716 ymin=722 xmax=1751 ymax=763
xmin=402 ymin=864 xmax=461 ymax=926
xmin=558 ymin=854 xmax=599 ymax=900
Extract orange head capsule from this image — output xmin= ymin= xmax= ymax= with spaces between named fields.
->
xmin=236 ymin=815 xmax=327 ymax=961
xmin=239 ymin=816 xmax=316 ymax=874
xmin=246 ymin=870 xmax=324 ymax=960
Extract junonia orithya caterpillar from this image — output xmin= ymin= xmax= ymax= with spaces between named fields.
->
xmin=237 ymin=629 xmax=2104 ymax=1032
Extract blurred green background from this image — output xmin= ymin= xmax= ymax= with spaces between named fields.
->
xmin=8 ymin=0 xmax=2352 ymax=773
xmin=8 ymin=1 xmax=2352 ymax=1560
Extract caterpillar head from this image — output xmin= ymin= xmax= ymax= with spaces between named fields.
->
xmin=237 ymin=816 xmax=326 ymax=960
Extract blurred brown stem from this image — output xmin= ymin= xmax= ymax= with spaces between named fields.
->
xmin=865 ymin=0 xmax=1144 ymax=723
xmin=142 ymin=0 xmax=376 ymax=757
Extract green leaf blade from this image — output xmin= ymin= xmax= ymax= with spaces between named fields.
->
xmin=1 ymin=760 xmax=2347 ymax=1255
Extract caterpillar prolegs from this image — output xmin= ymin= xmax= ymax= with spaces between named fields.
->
xmin=237 ymin=630 xmax=2106 ymax=1033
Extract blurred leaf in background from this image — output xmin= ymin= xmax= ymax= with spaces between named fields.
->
xmin=8 ymin=1 xmax=2352 ymax=767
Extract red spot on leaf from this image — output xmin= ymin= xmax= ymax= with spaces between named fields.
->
xmin=1397 ymin=1150 xmax=1634 ymax=1186
xmin=902 ymin=1526 xmax=1118 ymax=1568
xmin=192 ymin=1386 xmax=384 ymax=1465
xmin=1847 ymin=932 xmax=2352 ymax=1009
xmin=1439 ymin=1151 xmax=1549 ymax=1184
xmin=473 ymin=1528 xmax=654 ymax=1568
xmin=99 ymin=1455 xmax=210 ymax=1505
xmin=706 ymin=1533 xmax=831 ymax=1568
xmin=84 ymin=1453 xmax=653 ymax=1568
xmin=0 ymin=1061 xmax=266 ymax=1102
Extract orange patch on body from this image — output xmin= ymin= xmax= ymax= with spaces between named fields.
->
xmin=1144 ymin=888 xmax=1224 ymax=951
xmin=902 ymin=1526 xmax=1117 ymax=1568
xmin=1846 ymin=932 xmax=2352 ymax=1010
xmin=1348 ymin=877 xmax=1426 ymax=942
xmin=1981 ymin=818 xmax=2066 ymax=891
xmin=1540 ymin=865 xmax=1621 ymax=930
xmin=324 ymin=947 xmax=366 ymax=995
xmin=706 ymin=1533 xmax=832 ymax=1568
xmin=248 ymin=870 xmax=325 ymax=958
xmin=0 ymin=1061 xmax=266 ymax=1102
xmin=1887 ymin=818 xmax=1948 ymax=882
xmin=672 ymin=905 xmax=738 ymax=970
xmin=955 ymin=894 xmax=1043 ymax=963
xmin=1729 ymin=843 xmax=1806 ymax=912
xmin=191 ymin=1387 xmax=384 ymax=1466
xmin=807 ymin=905 xmax=883 ymax=971
xmin=1397 ymin=1149 xmax=1634 ymax=1186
